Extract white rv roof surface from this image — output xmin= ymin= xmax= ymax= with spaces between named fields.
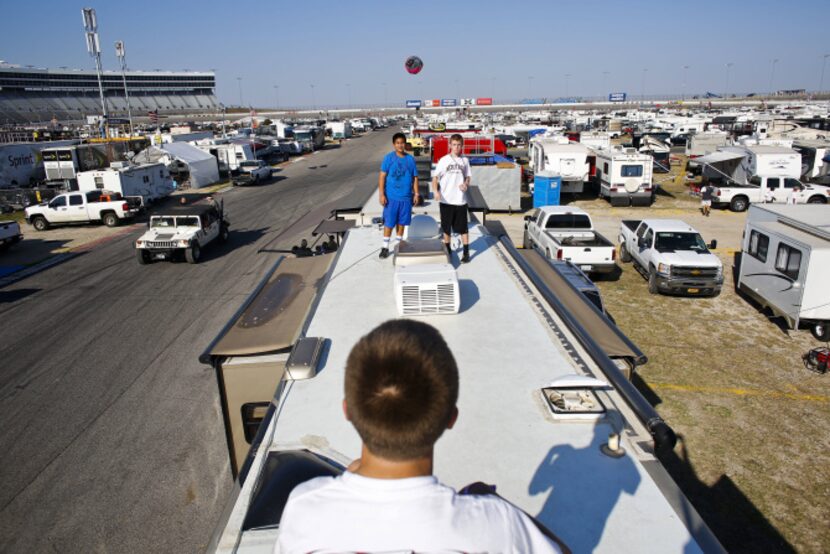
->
xmin=223 ymin=199 xmax=706 ymax=553
xmin=744 ymin=145 xmax=797 ymax=155
xmin=751 ymin=204 xmax=830 ymax=236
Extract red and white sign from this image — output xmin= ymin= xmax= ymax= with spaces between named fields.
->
xmin=476 ymin=98 xmax=493 ymax=106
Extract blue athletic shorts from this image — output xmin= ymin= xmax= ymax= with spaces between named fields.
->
xmin=383 ymin=197 xmax=412 ymax=228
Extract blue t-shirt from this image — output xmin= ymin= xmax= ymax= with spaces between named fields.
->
xmin=381 ymin=152 xmax=418 ymax=200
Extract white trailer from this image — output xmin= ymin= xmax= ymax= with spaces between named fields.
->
xmin=685 ymin=132 xmax=731 ymax=159
xmin=793 ymin=139 xmax=830 ymax=182
xmin=328 ymin=121 xmax=352 ymax=140
xmin=592 ymin=146 xmax=654 ymax=206
xmin=197 ymin=143 xmax=254 ymax=174
xmin=528 ymin=137 xmax=592 ymax=194
xmin=77 ymin=163 xmax=174 ymax=206
xmin=579 ymin=131 xmax=611 ymax=150
xmin=743 ymin=145 xmax=801 ymax=179
xmin=737 ymin=204 xmax=830 ymax=341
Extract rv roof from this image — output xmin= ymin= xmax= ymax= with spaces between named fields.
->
xmin=750 ymin=204 xmax=830 ymax=240
xmin=217 ymin=201 xmax=712 ymax=552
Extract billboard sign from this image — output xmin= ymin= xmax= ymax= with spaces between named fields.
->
xmin=406 ymin=99 xmax=423 ymax=108
xmin=441 ymin=98 xmax=457 ymax=107
xmin=608 ymin=92 xmax=627 ymax=102
xmin=475 ymin=97 xmax=493 ymax=105
xmin=460 ymin=98 xmax=474 ymax=106
xmin=424 ymin=99 xmax=440 ymax=107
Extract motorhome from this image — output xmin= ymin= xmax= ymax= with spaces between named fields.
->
xmin=578 ymin=131 xmax=611 ymax=150
xmin=200 ymin=189 xmax=721 ymax=554
xmin=197 ymin=143 xmax=255 ymax=174
xmin=592 ymin=146 xmax=654 ymax=206
xmin=737 ymin=204 xmax=830 ymax=341
xmin=76 ymin=162 xmax=174 ymax=206
xmin=528 ymin=137 xmax=593 ymax=194
xmin=638 ymin=136 xmax=671 ymax=173
xmin=327 ymin=121 xmax=352 ymax=140
xmin=793 ymin=139 xmax=830 ymax=183
xmin=685 ymin=132 xmax=731 ymax=159
xmin=294 ymin=126 xmax=325 ymax=152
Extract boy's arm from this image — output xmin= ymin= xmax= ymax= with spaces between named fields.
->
xmin=461 ymin=158 xmax=471 ymax=191
xmin=378 ymin=171 xmax=387 ymax=206
xmin=413 ymin=175 xmax=420 ymax=201
xmin=432 ymin=175 xmax=441 ymax=201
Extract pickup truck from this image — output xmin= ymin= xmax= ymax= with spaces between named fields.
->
xmin=25 ymin=190 xmax=139 ymax=231
xmin=232 ymin=160 xmax=272 ymax=186
xmin=523 ymin=206 xmax=616 ymax=275
xmin=0 ymin=220 xmax=23 ymax=250
xmin=135 ymin=201 xmax=228 ymax=264
xmin=710 ymin=175 xmax=830 ymax=212
xmin=618 ymin=219 xmax=723 ymax=296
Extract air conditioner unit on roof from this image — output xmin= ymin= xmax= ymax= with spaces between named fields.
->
xmin=394 ymin=263 xmax=459 ymax=316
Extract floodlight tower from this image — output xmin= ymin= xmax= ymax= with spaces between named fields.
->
xmin=82 ymin=8 xmax=108 ymax=134
xmin=115 ymin=40 xmax=134 ymax=136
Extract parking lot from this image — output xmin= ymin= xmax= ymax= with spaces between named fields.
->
xmin=489 ymin=158 xmax=830 ymax=552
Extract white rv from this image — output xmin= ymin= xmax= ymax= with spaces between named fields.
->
xmin=76 ymin=162 xmax=175 ymax=206
xmin=737 ymin=204 xmax=830 ymax=341
xmin=685 ymin=132 xmax=731 ymax=159
xmin=578 ymin=131 xmax=611 ymax=150
xmin=592 ymin=146 xmax=654 ymax=206
xmin=196 ymin=143 xmax=255 ymax=174
xmin=327 ymin=121 xmax=352 ymax=140
xmin=528 ymin=136 xmax=593 ymax=194
xmin=793 ymin=139 xmax=830 ymax=183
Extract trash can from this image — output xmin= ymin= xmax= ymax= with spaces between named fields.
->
xmin=533 ymin=172 xmax=562 ymax=208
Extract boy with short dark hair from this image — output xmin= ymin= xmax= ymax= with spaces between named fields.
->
xmin=276 ymin=320 xmax=563 ymax=553
xmin=432 ymin=133 xmax=472 ymax=262
xmin=378 ymin=133 xmax=419 ymax=259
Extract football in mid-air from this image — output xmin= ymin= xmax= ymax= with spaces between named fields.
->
xmin=405 ymin=56 xmax=423 ymax=75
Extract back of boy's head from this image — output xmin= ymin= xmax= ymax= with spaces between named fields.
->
xmin=345 ymin=319 xmax=459 ymax=461
xmin=392 ymin=132 xmax=406 ymax=144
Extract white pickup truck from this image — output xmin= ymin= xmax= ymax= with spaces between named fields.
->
xmin=25 ymin=190 xmax=139 ymax=231
xmin=618 ymin=219 xmax=723 ymax=296
xmin=523 ymin=206 xmax=616 ymax=275
xmin=710 ymin=176 xmax=830 ymax=212
xmin=232 ymin=160 xmax=272 ymax=186
xmin=0 ymin=220 xmax=23 ymax=250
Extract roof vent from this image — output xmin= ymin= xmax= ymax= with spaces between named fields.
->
xmin=394 ymin=263 xmax=459 ymax=316
xmin=541 ymin=374 xmax=610 ymax=421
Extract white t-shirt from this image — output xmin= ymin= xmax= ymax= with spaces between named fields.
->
xmin=434 ymin=154 xmax=471 ymax=206
xmin=275 ymin=472 xmax=562 ymax=554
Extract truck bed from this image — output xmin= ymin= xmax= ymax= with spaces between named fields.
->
xmin=547 ymin=231 xmax=613 ymax=248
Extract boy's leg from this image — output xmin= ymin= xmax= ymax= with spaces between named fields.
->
xmin=380 ymin=201 xmax=396 ymax=258
xmin=439 ymin=202 xmax=453 ymax=254
xmin=458 ymin=205 xmax=471 ymax=263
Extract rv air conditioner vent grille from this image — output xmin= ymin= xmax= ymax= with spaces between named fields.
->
xmin=395 ymin=264 xmax=460 ymax=316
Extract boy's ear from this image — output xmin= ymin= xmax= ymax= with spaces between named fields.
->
xmin=342 ymin=399 xmax=350 ymax=421
xmin=447 ymin=406 xmax=459 ymax=430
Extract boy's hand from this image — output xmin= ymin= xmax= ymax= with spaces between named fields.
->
xmin=379 ymin=193 xmax=387 ymax=206
xmin=434 ymin=191 xmax=441 ymax=202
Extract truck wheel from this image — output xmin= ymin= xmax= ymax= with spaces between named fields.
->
xmin=185 ymin=243 xmax=201 ymax=264
xmin=730 ymin=196 xmax=749 ymax=212
xmin=219 ymin=224 xmax=229 ymax=242
xmin=32 ymin=216 xmax=49 ymax=231
xmin=522 ymin=230 xmax=529 ymax=249
xmin=811 ymin=322 xmax=830 ymax=342
xmin=136 ymin=249 xmax=150 ymax=265
xmin=620 ymin=244 xmax=631 ymax=263
xmin=103 ymin=212 xmax=119 ymax=227
xmin=648 ymin=268 xmax=659 ymax=294
xmin=807 ymin=195 xmax=827 ymax=204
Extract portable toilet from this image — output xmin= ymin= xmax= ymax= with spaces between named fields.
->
xmin=533 ymin=171 xmax=562 ymax=207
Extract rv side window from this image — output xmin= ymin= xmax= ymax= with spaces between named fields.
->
xmin=748 ymin=230 xmax=769 ymax=262
xmin=621 ymin=165 xmax=643 ymax=177
xmin=774 ymin=244 xmax=801 ymax=280
xmin=143 ymin=176 xmax=150 ymax=183
xmin=603 ymin=163 xmax=609 ymax=173
xmin=94 ymin=176 xmax=104 ymax=189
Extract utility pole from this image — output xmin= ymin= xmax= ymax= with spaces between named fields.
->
xmin=114 ymin=40 xmax=133 ymax=136
xmin=310 ymin=84 xmax=316 ymax=111
xmin=641 ymin=68 xmax=648 ymax=104
xmin=220 ymin=103 xmax=226 ymax=138
xmin=82 ymin=8 xmax=108 ymax=138
xmin=768 ymin=59 xmax=778 ymax=97
xmin=682 ymin=65 xmax=689 ymax=101
xmin=725 ymin=62 xmax=734 ymax=99
xmin=236 ymin=77 xmax=243 ymax=107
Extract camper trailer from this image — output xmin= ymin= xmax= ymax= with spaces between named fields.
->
xmin=737 ymin=204 xmax=830 ymax=341
xmin=793 ymin=139 xmax=830 ymax=184
xmin=41 ymin=144 xmax=110 ymax=188
xmin=592 ymin=146 xmax=654 ymax=206
xmin=197 ymin=143 xmax=254 ymax=174
xmin=76 ymin=162 xmax=174 ymax=206
xmin=685 ymin=132 xmax=731 ymax=159
xmin=327 ymin=121 xmax=352 ymax=140
xmin=528 ymin=137 xmax=593 ymax=194
xmin=639 ymin=136 xmax=671 ymax=173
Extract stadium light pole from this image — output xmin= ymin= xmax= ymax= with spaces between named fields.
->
xmin=82 ymin=8 xmax=108 ymax=137
xmin=310 ymin=84 xmax=316 ymax=111
xmin=490 ymin=77 xmax=496 ymax=101
xmin=820 ymin=54 xmax=830 ymax=95
xmin=219 ymin=103 xmax=226 ymax=138
xmin=114 ymin=41 xmax=133 ymax=137
xmin=273 ymin=85 xmax=280 ymax=111
xmin=346 ymin=83 xmax=351 ymax=110
xmin=682 ymin=65 xmax=689 ymax=101
xmin=236 ymin=77 xmax=243 ymax=107
xmin=383 ymin=82 xmax=388 ymax=107
xmin=602 ymin=71 xmax=609 ymax=101
xmin=641 ymin=68 xmax=648 ymax=104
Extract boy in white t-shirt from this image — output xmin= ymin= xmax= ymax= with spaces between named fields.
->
xmin=432 ymin=134 xmax=472 ymax=263
xmin=276 ymin=320 xmax=566 ymax=554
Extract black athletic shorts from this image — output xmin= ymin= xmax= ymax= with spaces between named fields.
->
xmin=439 ymin=202 xmax=469 ymax=235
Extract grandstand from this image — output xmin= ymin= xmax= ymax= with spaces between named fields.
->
xmin=0 ymin=62 xmax=218 ymax=125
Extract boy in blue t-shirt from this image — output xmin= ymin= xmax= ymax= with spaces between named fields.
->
xmin=378 ymin=132 xmax=420 ymax=258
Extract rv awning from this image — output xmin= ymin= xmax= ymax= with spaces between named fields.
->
xmin=695 ymin=150 xmax=746 ymax=165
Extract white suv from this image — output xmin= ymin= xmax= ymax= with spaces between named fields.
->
xmin=135 ymin=202 xmax=228 ymax=264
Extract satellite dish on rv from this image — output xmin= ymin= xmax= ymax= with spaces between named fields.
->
xmin=405 ymin=56 xmax=423 ymax=75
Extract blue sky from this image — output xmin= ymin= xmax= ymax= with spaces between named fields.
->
xmin=1 ymin=0 xmax=828 ymax=108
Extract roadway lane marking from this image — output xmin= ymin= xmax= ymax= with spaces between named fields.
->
xmin=649 ymin=382 xmax=829 ymax=403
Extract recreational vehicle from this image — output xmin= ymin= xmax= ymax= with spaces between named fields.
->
xmin=76 ymin=162 xmax=174 ymax=206
xmin=528 ymin=137 xmax=593 ymax=194
xmin=592 ymin=146 xmax=654 ymax=206
xmin=685 ymin=132 xmax=731 ymax=159
xmin=737 ymin=204 xmax=830 ymax=341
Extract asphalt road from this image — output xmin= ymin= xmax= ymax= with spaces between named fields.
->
xmin=0 ymin=128 xmax=394 ymax=553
